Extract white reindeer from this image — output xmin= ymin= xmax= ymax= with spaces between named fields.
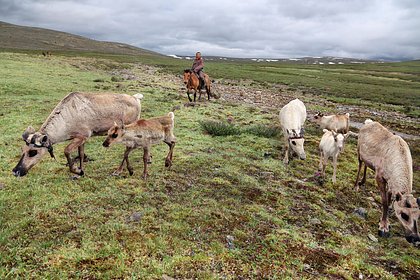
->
xmin=279 ymin=99 xmax=307 ymax=164
xmin=319 ymin=129 xmax=350 ymax=183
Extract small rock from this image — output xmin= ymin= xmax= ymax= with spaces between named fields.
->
xmin=303 ymin=264 xmax=311 ymax=270
xmin=226 ymin=235 xmax=235 ymax=249
xmin=353 ymin=207 xmax=368 ymax=219
xmin=259 ymin=172 xmax=274 ymax=179
xmin=0 ymin=183 xmax=5 ymax=190
xmin=359 ymin=273 xmax=364 ymax=279
xmin=172 ymin=105 xmax=181 ymax=111
xmin=184 ymin=102 xmax=196 ymax=107
xmin=126 ymin=212 xmax=143 ymax=223
xmin=309 ymin=218 xmax=321 ymax=225
xmin=367 ymin=197 xmax=375 ymax=202
xmin=263 ymin=152 xmax=272 ymax=158
xmin=70 ymin=175 xmax=80 ymax=180
xmin=162 ymin=275 xmax=176 ymax=280
xmin=368 ymin=233 xmax=378 ymax=242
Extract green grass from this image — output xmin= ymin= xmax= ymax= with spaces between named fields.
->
xmin=0 ymin=52 xmax=419 ymax=279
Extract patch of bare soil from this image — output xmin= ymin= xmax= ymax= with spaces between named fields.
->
xmin=211 ymin=80 xmax=419 ymax=138
xmin=109 ymin=64 xmax=419 ymax=139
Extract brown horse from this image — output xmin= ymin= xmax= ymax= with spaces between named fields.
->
xmin=183 ymin=69 xmax=213 ymax=102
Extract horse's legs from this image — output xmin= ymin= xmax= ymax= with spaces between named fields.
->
xmin=206 ymin=85 xmax=211 ymax=100
xmin=187 ymin=91 xmax=192 ymax=102
xmin=193 ymin=90 xmax=197 ymax=102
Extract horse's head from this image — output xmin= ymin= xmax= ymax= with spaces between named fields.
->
xmin=183 ymin=69 xmax=192 ymax=84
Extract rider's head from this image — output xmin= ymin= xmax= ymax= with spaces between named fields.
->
xmin=195 ymin=52 xmax=201 ymax=59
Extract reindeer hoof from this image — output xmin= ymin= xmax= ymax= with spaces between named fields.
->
xmin=165 ymin=159 xmax=172 ymax=168
xmin=79 ymin=170 xmax=84 ymax=176
xmin=378 ymin=229 xmax=391 ymax=238
xmin=128 ymin=170 xmax=134 ymax=176
xmin=111 ymin=171 xmax=121 ymax=176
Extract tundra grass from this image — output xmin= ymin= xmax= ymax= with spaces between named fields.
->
xmin=0 ymin=52 xmax=419 ymax=279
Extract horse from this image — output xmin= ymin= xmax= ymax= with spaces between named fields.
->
xmin=183 ymin=69 xmax=213 ymax=102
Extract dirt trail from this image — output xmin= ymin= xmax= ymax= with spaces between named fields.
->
xmin=111 ymin=65 xmax=419 ymax=140
xmin=209 ymin=80 xmax=419 ymax=140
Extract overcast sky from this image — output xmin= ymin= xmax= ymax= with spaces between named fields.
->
xmin=1 ymin=0 xmax=419 ymax=60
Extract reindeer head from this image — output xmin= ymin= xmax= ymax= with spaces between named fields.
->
xmin=330 ymin=130 xmax=349 ymax=152
xmin=12 ymin=126 xmax=54 ymax=177
xmin=394 ymin=193 xmax=420 ymax=244
xmin=287 ymin=128 xmax=306 ymax=160
xmin=313 ymin=112 xmax=324 ymax=123
xmin=103 ymin=121 xmax=125 ymax=147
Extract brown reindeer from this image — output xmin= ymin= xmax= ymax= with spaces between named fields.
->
xmin=12 ymin=92 xmax=143 ymax=177
xmin=355 ymin=119 xmax=419 ymax=243
xmin=102 ymin=112 xmax=176 ymax=179
xmin=313 ymin=112 xmax=350 ymax=133
xmin=183 ymin=69 xmax=213 ymax=102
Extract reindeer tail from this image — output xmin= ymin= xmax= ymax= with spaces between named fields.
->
xmin=168 ymin=112 xmax=175 ymax=120
xmin=133 ymin=93 xmax=144 ymax=103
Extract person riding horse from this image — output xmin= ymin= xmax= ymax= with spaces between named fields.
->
xmin=191 ymin=52 xmax=206 ymax=90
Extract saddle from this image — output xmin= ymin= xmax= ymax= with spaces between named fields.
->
xmin=192 ymin=71 xmax=206 ymax=90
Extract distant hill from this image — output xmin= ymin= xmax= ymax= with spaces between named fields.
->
xmin=0 ymin=21 xmax=161 ymax=56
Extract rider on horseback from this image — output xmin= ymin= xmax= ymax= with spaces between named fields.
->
xmin=191 ymin=52 xmax=206 ymax=90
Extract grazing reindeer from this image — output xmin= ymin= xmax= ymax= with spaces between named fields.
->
xmin=318 ymin=129 xmax=350 ymax=183
xmin=355 ymin=119 xmax=419 ymax=243
xmin=183 ymin=69 xmax=213 ymax=102
xmin=12 ymin=92 xmax=143 ymax=177
xmin=102 ymin=112 xmax=176 ymax=179
xmin=279 ymin=99 xmax=307 ymax=164
xmin=313 ymin=112 xmax=350 ymax=133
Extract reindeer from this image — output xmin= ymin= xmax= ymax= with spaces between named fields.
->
xmin=355 ymin=119 xmax=419 ymax=243
xmin=313 ymin=112 xmax=350 ymax=133
xmin=12 ymin=92 xmax=143 ymax=177
xmin=279 ymin=99 xmax=307 ymax=164
xmin=318 ymin=129 xmax=350 ymax=183
xmin=102 ymin=112 xmax=176 ymax=179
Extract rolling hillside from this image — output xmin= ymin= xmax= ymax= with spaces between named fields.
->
xmin=0 ymin=21 xmax=161 ymax=56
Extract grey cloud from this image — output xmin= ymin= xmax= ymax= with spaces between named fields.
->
xmin=0 ymin=0 xmax=419 ymax=59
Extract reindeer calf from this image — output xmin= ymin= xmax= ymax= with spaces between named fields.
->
xmin=318 ymin=129 xmax=349 ymax=183
xmin=102 ymin=112 xmax=176 ymax=179
xmin=313 ymin=113 xmax=349 ymax=133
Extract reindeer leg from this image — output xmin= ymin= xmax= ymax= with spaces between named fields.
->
xmin=332 ymin=154 xmax=337 ymax=184
xmin=125 ymin=149 xmax=134 ymax=176
xmin=282 ymin=138 xmax=289 ymax=164
xmin=318 ymin=150 xmax=324 ymax=173
xmin=142 ymin=147 xmax=150 ymax=179
xmin=360 ymin=165 xmax=367 ymax=187
xmin=113 ymin=147 xmax=134 ymax=176
xmin=376 ymin=169 xmax=390 ymax=237
xmin=64 ymin=137 xmax=87 ymax=175
xmin=164 ymin=141 xmax=175 ymax=168
xmin=354 ymin=158 xmax=363 ymax=191
xmin=78 ymin=144 xmax=85 ymax=174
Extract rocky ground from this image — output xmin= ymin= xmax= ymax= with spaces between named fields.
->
xmin=107 ymin=63 xmax=419 ymax=140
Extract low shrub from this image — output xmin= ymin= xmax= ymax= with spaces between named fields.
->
xmin=200 ymin=120 xmax=242 ymax=136
xmin=244 ymin=125 xmax=281 ymax=138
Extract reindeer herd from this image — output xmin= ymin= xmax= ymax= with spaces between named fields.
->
xmin=11 ymin=90 xmax=419 ymax=245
